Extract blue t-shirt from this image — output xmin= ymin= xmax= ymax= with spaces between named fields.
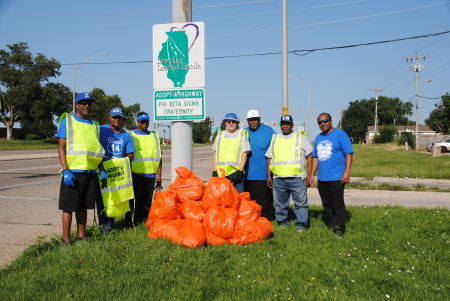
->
xmin=130 ymin=129 xmax=161 ymax=178
xmin=312 ymin=128 xmax=353 ymax=181
xmin=56 ymin=114 xmax=97 ymax=173
xmin=100 ymin=124 xmax=135 ymax=161
xmin=244 ymin=123 xmax=276 ymax=180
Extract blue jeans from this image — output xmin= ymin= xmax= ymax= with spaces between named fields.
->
xmin=272 ymin=177 xmax=308 ymax=230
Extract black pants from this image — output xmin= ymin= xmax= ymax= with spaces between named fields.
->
xmin=317 ymin=180 xmax=346 ymax=231
xmin=245 ymin=179 xmax=275 ymax=221
xmin=126 ymin=174 xmax=156 ymax=225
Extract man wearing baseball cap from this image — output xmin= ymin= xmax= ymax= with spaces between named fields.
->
xmin=96 ymin=107 xmax=135 ymax=234
xmin=266 ymin=115 xmax=313 ymax=231
xmin=56 ymin=92 xmax=106 ymax=247
xmin=212 ymin=113 xmax=251 ymax=193
xmin=244 ymin=109 xmax=276 ymax=220
xmin=126 ymin=112 xmax=162 ymax=227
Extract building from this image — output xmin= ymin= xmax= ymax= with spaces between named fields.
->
xmin=366 ymin=125 xmax=436 ymax=144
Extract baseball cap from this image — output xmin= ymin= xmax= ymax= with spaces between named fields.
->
xmin=137 ymin=113 xmax=150 ymax=122
xmin=247 ymin=109 xmax=260 ymax=119
xmin=75 ymin=92 xmax=94 ymax=103
xmin=223 ymin=113 xmax=238 ymax=122
xmin=280 ymin=115 xmax=294 ymax=124
xmin=109 ymin=107 xmax=124 ymax=117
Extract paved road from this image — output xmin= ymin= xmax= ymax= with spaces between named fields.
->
xmin=1 ymin=146 xmax=449 ymax=268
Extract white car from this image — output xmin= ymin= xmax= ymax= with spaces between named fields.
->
xmin=426 ymin=139 xmax=450 ymax=152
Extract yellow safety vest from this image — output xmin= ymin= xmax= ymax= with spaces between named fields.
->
xmin=60 ymin=113 xmax=104 ymax=170
xmin=100 ymin=157 xmax=134 ymax=217
xmin=215 ymin=129 xmax=247 ymax=176
xmin=269 ymin=132 xmax=304 ymax=177
xmin=129 ymin=130 xmax=161 ymax=174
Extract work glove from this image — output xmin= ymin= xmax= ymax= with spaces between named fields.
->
xmin=62 ymin=170 xmax=76 ymax=188
xmin=212 ymin=171 xmax=218 ymax=177
xmin=99 ymin=170 xmax=108 ymax=189
xmin=155 ymin=181 xmax=163 ymax=192
xmin=231 ymin=170 xmax=243 ymax=183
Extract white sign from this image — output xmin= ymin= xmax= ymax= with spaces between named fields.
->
xmin=154 ymin=89 xmax=205 ymax=121
xmin=153 ymin=22 xmax=205 ymax=90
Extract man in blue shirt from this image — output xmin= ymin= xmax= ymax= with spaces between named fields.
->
xmin=308 ymin=113 xmax=353 ymax=237
xmin=244 ymin=109 xmax=276 ymax=220
xmin=97 ymin=107 xmax=135 ymax=234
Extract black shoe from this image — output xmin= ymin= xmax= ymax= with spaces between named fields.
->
xmin=334 ymin=230 xmax=344 ymax=238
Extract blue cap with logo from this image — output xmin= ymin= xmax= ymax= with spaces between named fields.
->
xmin=137 ymin=113 xmax=150 ymax=122
xmin=280 ymin=115 xmax=294 ymax=124
xmin=75 ymin=92 xmax=94 ymax=103
xmin=109 ymin=107 xmax=124 ymax=117
xmin=223 ymin=113 xmax=238 ymax=122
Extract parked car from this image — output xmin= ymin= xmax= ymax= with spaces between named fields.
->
xmin=426 ymin=139 xmax=450 ymax=152
xmin=164 ymin=139 xmax=172 ymax=144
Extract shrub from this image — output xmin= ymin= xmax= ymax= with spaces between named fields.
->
xmin=25 ymin=134 xmax=41 ymax=140
xmin=373 ymin=125 xmax=397 ymax=143
xmin=396 ymin=131 xmax=415 ymax=149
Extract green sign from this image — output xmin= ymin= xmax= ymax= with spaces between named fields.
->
xmin=154 ymin=89 xmax=205 ymax=121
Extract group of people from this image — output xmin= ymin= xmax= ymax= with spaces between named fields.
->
xmin=57 ymin=92 xmax=162 ymax=247
xmin=213 ymin=110 xmax=353 ymax=237
xmin=57 ymin=93 xmax=353 ymax=248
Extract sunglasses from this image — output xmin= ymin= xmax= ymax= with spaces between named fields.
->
xmin=138 ymin=120 xmax=149 ymax=124
xmin=225 ymin=120 xmax=237 ymax=124
xmin=317 ymin=119 xmax=330 ymax=125
xmin=77 ymin=101 xmax=92 ymax=106
xmin=247 ymin=118 xmax=260 ymax=122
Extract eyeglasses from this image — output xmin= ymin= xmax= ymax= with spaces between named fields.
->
xmin=77 ymin=101 xmax=92 ymax=106
xmin=225 ymin=120 xmax=237 ymax=124
xmin=317 ymin=119 xmax=330 ymax=125
xmin=138 ymin=120 xmax=149 ymax=124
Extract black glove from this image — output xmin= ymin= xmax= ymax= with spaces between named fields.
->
xmin=212 ymin=171 xmax=218 ymax=177
xmin=231 ymin=170 xmax=243 ymax=183
xmin=155 ymin=181 xmax=163 ymax=192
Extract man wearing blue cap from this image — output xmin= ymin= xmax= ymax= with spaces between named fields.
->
xmin=56 ymin=92 xmax=106 ymax=247
xmin=96 ymin=107 xmax=135 ymax=234
xmin=212 ymin=113 xmax=251 ymax=193
xmin=126 ymin=112 xmax=162 ymax=226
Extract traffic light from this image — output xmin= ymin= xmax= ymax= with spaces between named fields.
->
xmin=273 ymin=122 xmax=277 ymax=126
xmin=211 ymin=118 xmax=214 ymax=126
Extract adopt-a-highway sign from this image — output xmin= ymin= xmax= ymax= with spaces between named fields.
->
xmin=154 ymin=89 xmax=205 ymax=121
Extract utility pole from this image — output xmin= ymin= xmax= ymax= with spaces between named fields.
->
xmin=171 ymin=0 xmax=193 ymax=181
xmin=370 ymin=88 xmax=384 ymax=133
xmin=405 ymin=53 xmax=429 ymax=151
xmin=339 ymin=109 xmax=343 ymax=130
xmin=281 ymin=0 xmax=288 ymax=115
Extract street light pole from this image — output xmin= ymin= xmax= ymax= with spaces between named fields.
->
xmin=289 ymin=76 xmax=311 ymax=139
xmin=72 ymin=52 xmax=108 ymax=113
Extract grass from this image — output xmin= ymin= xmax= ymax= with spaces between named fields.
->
xmin=346 ymin=182 xmax=450 ymax=192
xmin=351 ymin=143 xmax=450 ymax=179
xmin=0 ymin=139 xmax=58 ymax=150
xmin=1 ymin=205 xmax=449 ymax=300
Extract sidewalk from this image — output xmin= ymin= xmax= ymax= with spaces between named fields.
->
xmin=0 ymin=149 xmax=58 ymax=161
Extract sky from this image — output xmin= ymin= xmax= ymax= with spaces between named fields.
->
xmin=1 ymin=0 xmax=449 ymax=139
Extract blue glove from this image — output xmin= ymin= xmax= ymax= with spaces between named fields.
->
xmin=62 ymin=170 xmax=76 ymax=187
xmin=99 ymin=170 xmax=108 ymax=189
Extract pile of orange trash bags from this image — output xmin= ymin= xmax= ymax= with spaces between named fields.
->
xmin=146 ymin=167 xmax=273 ymax=248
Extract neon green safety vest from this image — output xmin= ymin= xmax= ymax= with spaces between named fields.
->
xmin=215 ymin=129 xmax=247 ymax=176
xmin=100 ymin=157 xmax=134 ymax=217
xmin=128 ymin=130 xmax=161 ymax=174
xmin=60 ymin=113 xmax=104 ymax=170
xmin=269 ymin=132 xmax=304 ymax=177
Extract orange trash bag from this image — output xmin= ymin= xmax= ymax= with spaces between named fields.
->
xmin=249 ymin=217 xmax=273 ymax=239
xmin=203 ymin=206 xmax=238 ymax=239
xmin=146 ymin=191 xmax=183 ymax=227
xmin=236 ymin=192 xmax=262 ymax=227
xmin=178 ymin=218 xmax=206 ymax=248
xmin=179 ymin=200 xmax=205 ymax=222
xmin=147 ymin=218 xmax=170 ymax=239
xmin=228 ymin=223 xmax=259 ymax=245
xmin=167 ymin=167 xmax=206 ymax=203
xmin=205 ymin=230 xmax=228 ymax=246
xmin=202 ymin=169 xmax=240 ymax=210
xmin=162 ymin=219 xmax=186 ymax=243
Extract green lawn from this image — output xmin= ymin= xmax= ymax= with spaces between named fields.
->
xmin=0 ymin=139 xmax=58 ymax=150
xmin=1 ymin=205 xmax=449 ymax=300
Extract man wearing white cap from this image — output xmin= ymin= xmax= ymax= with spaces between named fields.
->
xmin=244 ymin=109 xmax=276 ymax=220
xmin=96 ymin=107 xmax=135 ymax=234
xmin=212 ymin=113 xmax=251 ymax=193
xmin=126 ymin=112 xmax=162 ymax=227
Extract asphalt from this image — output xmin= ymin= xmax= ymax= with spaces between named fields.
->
xmin=1 ymin=148 xmax=449 ymax=268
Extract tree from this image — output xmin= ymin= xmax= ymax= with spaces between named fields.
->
xmin=0 ymin=42 xmax=63 ymax=139
xmin=341 ymin=96 xmax=413 ymax=141
xmin=193 ymin=117 xmax=212 ymax=143
xmin=88 ymin=88 xmax=140 ymax=129
xmin=425 ymin=93 xmax=450 ymax=134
